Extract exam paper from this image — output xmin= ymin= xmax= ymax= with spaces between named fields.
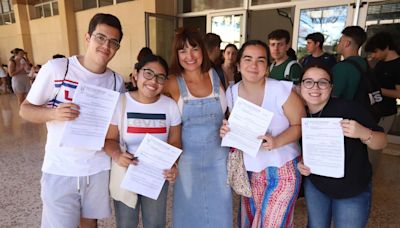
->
xmin=121 ymin=134 xmax=182 ymax=200
xmin=302 ymin=118 xmax=345 ymax=178
xmin=59 ymin=82 xmax=120 ymax=150
xmin=221 ymin=97 xmax=274 ymax=157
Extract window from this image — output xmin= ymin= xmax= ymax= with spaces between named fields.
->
xmin=178 ymin=0 xmax=242 ymax=13
xmin=74 ymin=0 xmax=133 ymax=11
xmin=0 ymin=0 xmax=15 ymax=25
xmin=251 ymin=0 xmax=289 ymax=6
xmin=30 ymin=0 xmax=59 ymax=19
xmin=296 ymin=5 xmax=348 ymax=59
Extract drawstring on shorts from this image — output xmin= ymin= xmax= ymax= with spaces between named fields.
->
xmin=76 ymin=176 xmax=90 ymax=192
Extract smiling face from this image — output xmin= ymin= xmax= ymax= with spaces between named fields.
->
xmin=300 ymin=67 xmax=332 ymax=113
xmin=238 ymin=44 xmax=268 ymax=84
xmin=135 ymin=61 xmax=167 ymax=102
xmin=85 ymin=23 xmax=121 ymax=69
xmin=177 ymin=41 xmax=203 ymax=72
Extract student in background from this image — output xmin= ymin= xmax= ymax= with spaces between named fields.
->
xmin=301 ymin=32 xmax=336 ymax=70
xmin=365 ymin=32 xmax=400 ymax=133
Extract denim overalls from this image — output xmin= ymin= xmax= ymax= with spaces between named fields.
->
xmin=172 ymin=69 xmax=233 ymax=228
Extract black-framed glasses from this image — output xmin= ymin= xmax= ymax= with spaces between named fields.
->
xmin=301 ymin=78 xmax=331 ymax=90
xmin=92 ymin=33 xmax=120 ymax=49
xmin=141 ymin=68 xmax=167 ymax=84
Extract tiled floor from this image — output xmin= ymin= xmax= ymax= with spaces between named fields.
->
xmin=1 ymin=93 xmax=399 ymax=227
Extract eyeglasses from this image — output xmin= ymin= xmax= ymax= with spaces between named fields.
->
xmin=141 ymin=68 xmax=167 ymax=84
xmin=301 ymin=78 xmax=331 ymax=90
xmin=92 ymin=33 xmax=120 ymax=49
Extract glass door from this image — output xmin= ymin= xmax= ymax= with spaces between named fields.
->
xmin=292 ymin=1 xmax=356 ymax=60
xmin=207 ymin=11 xmax=247 ymax=49
xmin=145 ymin=13 xmax=178 ymax=64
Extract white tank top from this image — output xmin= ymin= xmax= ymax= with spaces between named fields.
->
xmin=177 ymin=69 xmax=227 ymax=114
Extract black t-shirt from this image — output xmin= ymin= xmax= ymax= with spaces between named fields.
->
xmin=306 ymin=98 xmax=383 ymax=199
xmin=301 ymin=52 xmax=337 ymax=70
xmin=374 ymin=57 xmax=400 ymax=116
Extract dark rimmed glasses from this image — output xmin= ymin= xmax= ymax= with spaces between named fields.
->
xmin=301 ymin=78 xmax=332 ymax=90
xmin=92 ymin=33 xmax=120 ymax=50
xmin=141 ymin=68 xmax=167 ymax=84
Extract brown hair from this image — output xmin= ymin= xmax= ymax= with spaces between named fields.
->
xmin=169 ymin=27 xmax=211 ymax=76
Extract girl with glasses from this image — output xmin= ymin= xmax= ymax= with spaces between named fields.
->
xmin=297 ymin=64 xmax=387 ymax=227
xmin=104 ymin=54 xmax=181 ymax=228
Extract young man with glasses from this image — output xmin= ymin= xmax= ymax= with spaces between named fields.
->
xmin=19 ymin=13 xmax=125 ymax=228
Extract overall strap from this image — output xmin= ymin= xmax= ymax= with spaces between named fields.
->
xmin=210 ymin=68 xmax=221 ymax=95
xmin=176 ymin=75 xmax=189 ymax=101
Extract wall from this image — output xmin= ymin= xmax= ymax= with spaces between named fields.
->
xmin=29 ymin=16 xmax=63 ymax=65
xmin=75 ymin=0 xmax=156 ymax=80
xmin=248 ymin=8 xmax=293 ymax=43
xmin=0 ymin=24 xmax=18 ymax=64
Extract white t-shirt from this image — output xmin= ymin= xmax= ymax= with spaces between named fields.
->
xmin=111 ymin=93 xmax=181 ymax=153
xmin=226 ymin=78 xmax=300 ymax=172
xmin=26 ymin=56 xmax=125 ymax=176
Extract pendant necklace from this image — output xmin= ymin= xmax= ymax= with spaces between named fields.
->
xmin=308 ymin=106 xmax=324 ymax=118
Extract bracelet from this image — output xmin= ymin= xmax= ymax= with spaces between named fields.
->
xmin=361 ymin=129 xmax=373 ymax=144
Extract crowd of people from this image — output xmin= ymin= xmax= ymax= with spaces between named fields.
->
xmin=14 ymin=12 xmax=399 ymax=228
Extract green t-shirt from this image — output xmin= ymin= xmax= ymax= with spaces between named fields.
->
xmin=269 ymin=58 xmax=302 ymax=84
xmin=332 ymin=56 xmax=367 ymax=100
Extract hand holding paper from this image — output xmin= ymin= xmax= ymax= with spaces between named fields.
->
xmin=121 ymin=134 xmax=182 ymax=200
xmin=302 ymin=118 xmax=345 ymax=178
xmin=221 ymin=97 xmax=273 ymax=157
xmin=59 ymin=82 xmax=120 ymax=150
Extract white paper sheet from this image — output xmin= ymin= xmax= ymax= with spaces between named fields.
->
xmin=121 ymin=134 xmax=182 ymax=200
xmin=59 ymin=82 xmax=120 ymax=150
xmin=302 ymin=118 xmax=345 ymax=178
xmin=221 ymin=97 xmax=274 ymax=157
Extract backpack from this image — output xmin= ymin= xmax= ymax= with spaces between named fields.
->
xmin=270 ymin=60 xmax=301 ymax=81
xmin=345 ymin=58 xmax=384 ymax=122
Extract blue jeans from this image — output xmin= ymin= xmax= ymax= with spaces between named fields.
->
xmin=304 ymin=178 xmax=371 ymax=228
xmin=114 ymin=182 xmax=168 ymax=228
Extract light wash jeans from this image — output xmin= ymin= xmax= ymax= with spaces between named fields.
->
xmin=304 ymin=178 xmax=371 ymax=228
xmin=114 ymin=182 xmax=168 ymax=228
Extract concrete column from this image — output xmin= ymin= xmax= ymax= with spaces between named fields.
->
xmin=58 ymin=0 xmax=78 ymax=56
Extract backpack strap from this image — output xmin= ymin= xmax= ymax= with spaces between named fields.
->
xmin=51 ymin=58 xmax=69 ymax=108
xmin=343 ymin=58 xmax=366 ymax=75
xmin=284 ymin=60 xmax=299 ymax=80
xmin=269 ymin=62 xmax=276 ymax=72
